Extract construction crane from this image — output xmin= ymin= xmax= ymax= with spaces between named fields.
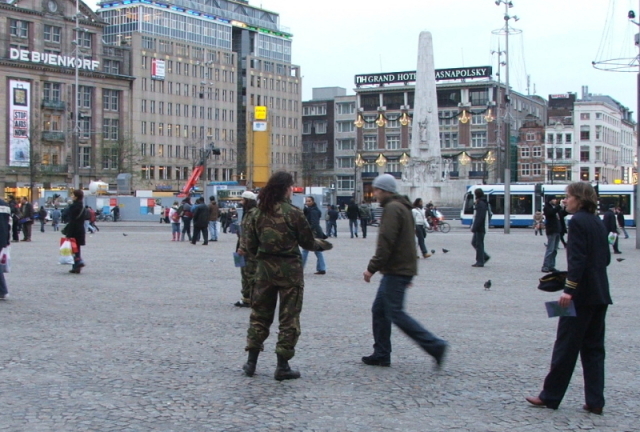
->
xmin=178 ymin=143 xmax=221 ymax=197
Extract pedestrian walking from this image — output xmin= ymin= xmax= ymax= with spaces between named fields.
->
xmin=234 ymin=191 xmax=258 ymax=307
xmin=471 ymin=188 xmax=490 ymax=267
xmin=327 ymin=205 xmax=339 ymax=237
xmin=412 ymin=198 xmax=431 ymax=259
xmin=64 ymin=190 xmax=87 ymax=274
xmin=302 ymin=196 xmax=327 ymax=275
xmin=347 ymin=199 xmax=359 ymax=238
xmin=179 ymin=198 xmax=193 ymax=242
xmin=0 ymin=196 xmax=11 ymax=299
xmin=38 ymin=206 xmax=47 ymax=232
xmin=191 ymin=197 xmax=210 ymax=245
xmin=9 ymin=198 xmax=21 ymax=242
xmin=359 ymin=201 xmax=371 ymax=239
xmin=526 ymin=182 xmax=611 ymax=415
xmin=51 ymin=206 xmax=61 ymax=232
xmin=240 ymin=171 xmax=332 ymax=380
xmin=111 ymin=205 xmax=120 ymax=222
xmin=602 ymin=204 xmax=621 ymax=254
xmin=616 ymin=207 xmax=629 ymax=239
xmin=361 ymin=174 xmax=448 ymax=368
xmin=20 ymin=197 xmax=34 ymax=242
xmin=541 ymin=195 xmax=562 ymax=272
xmin=208 ymin=196 xmax=219 ymax=242
xmin=169 ymin=201 xmax=181 ymax=241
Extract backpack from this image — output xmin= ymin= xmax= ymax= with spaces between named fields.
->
xmin=170 ymin=209 xmax=180 ymax=223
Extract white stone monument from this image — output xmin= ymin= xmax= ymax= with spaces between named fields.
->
xmin=400 ymin=31 xmax=444 ymax=203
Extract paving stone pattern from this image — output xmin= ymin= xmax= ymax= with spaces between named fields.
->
xmin=0 ymin=222 xmax=638 ymax=431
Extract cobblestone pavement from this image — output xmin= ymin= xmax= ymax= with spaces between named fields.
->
xmin=1 ymin=221 xmax=638 ymax=431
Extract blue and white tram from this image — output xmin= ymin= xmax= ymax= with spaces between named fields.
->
xmin=461 ymin=183 xmax=636 ymax=228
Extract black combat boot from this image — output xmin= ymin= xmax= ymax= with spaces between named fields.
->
xmin=242 ymin=350 xmax=260 ymax=377
xmin=274 ymin=354 xmax=300 ymax=381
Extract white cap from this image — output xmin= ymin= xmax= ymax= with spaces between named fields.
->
xmin=241 ymin=191 xmax=257 ymax=201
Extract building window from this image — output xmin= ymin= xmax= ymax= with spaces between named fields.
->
xmin=149 ymin=143 xmax=156 ymax=157
xmin=469 ymin=89 xmax=489 ymax=106
xmin=102 ymin=147 xmax=118 ymax=170
xmin=103 ymin=60 xmax=121 ymax=74
xmin=336 ymin=121 xmax=355 ymax=133
xmin=337 ymin=139 xmax=355 ymax=150
xmin=525 ymin=132 xmax=536 ymax=141
xmin=520 ymin=147 xmax=530 ymax=158
xmin=337 ymin=176 xmax=354 ymax=190
xmin=580 ymin=148 xmax=590 ymax=162
xmin=440 ymin=132 xmax=458 ymax=148
xmin=532 ymin=146 xmax=542 ymax=157
xmin=43 ymin=82 xmax=61 ymax=102
xmin=337 ymin=157 xmax=354 ymax=168
xmin=102 ymin=118 xmax=119 ymax=140
xmin=565 ymin=133 xmax=572 ymax=143
xmin=42 ymin=114 xmax=62 ymax=131
xmin=471 ymin=131 xmax=487 ymax=148
xmin=580 ymin=126 xmax=590 ymax=141
xmin=74 ymin=30 xmax=92 ymax=48
xmin=44 ymin=25 xmax=61 ymax=43
xmin=302 ymin=105 xmax=327 ymax=116
xmin=547 ymin=133 xmax=554 ymax=144
xmin=10 ymin=20 xmax=29 ymax=38
xmin=102 ymin=90 xmax=119 ymax=111
xmin=363 ymin=135 xmax=377 ymax=150
xmin=564 ymin=148 xmax=572 ymax=159
xmin=314 ymin=121 xmax=327 ymax=134
xmin=532 ymin=163 xmax=541 ymax=176
xmin=77 ymin=86 xmax=92 ymax=109
xmin=302 ymin=122 xmax=311 ymax=134
xmin=314 ymin=142 xmax=327 ymax=153
xmin=79 ymin=147 xmax=91 ymax=167
xmin=336 ymin=103 xmax=355 ymax=115
xmin=386 ymin=135 xmax=400 ymax=150
xmin=580 ymin=113 xmax=590 ymax=120
xmin=471 ymin=114 xmax=486 ymax=125
xmin=521 ymin=163 xmax=530 ymax=176
xmin=79 ymin=117 xmax=91 ymax=139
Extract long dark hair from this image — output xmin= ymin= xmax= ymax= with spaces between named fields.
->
xmin=258 ymin=171 xmax=294 ymax=214
xmin=413 ymin=198 xmax=423 ymax=208
xmin=243 ymin=198 xmax=257 ymax=213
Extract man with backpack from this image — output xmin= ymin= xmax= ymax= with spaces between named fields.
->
xmin=359 ymin=201 xmax=372 ymax=239
xmin=178 ymin=198 xmax=193 ymax=242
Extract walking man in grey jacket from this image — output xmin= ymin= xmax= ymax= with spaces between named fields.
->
xmin=361 ymin=174 xmax=448 ymax=368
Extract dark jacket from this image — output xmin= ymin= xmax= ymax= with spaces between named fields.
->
xmin=616 ymin=211 xmax=625 ymax=227
xmin=303 ymin=203 xmax=324 ymax=239
xmin=0 ymin=199 xmax=10 ymax=249
xmin=21 ymin=201 xmax=34 ymax=223
xmin=191 ymin=203 xmax=210 ymax=228
xmin=563 ymin=209 xmax=612 ymax=306
xmin=367 ymin=194 xmax=417 ymax=277
xmin=328 ymin=208 xmax=339 ymax=222
xmin=38 ymin=207 xmax=47 ymax=221
xmin=602 ymin=209 xmax=617 ymax=233
xmin=346 ymin=202 xmax=359 ymax=220
xmin=471 ymin=197 xmax=488 ymax=233
xmin=65 ymin=200 xmax=86 ymax=246
xmin=208 ymin=202 xmax=219 ymax=221
xmin=543 ymin=202 xmax=561 ymax=234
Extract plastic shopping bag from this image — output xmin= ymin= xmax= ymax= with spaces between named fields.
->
xmin=59 ymin=238 xmax=74 ymax=265
xmin=607 ymin=232 xmax=618 ymax=245
xmin=0 ymin=247 xmax=10 ymax=273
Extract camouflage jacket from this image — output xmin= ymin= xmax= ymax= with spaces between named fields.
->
xmin=243 ymin=201 xmax=317 ymax=287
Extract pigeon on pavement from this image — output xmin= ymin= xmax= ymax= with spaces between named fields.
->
xmin=484 ymin=280 xmax=492 ymax=290
xmin=122 ymin=233 xmax=128 ymax=236
xmin=616 ymin=258 xmax=625 ymax=262
xmin=442 ymin=249 xmax=449 ymax=253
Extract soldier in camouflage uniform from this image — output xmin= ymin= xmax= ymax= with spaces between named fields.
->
xmin=235 ymin=191 xmax=258 ymax=308
xmin=238 ymin=171 xmax=332 ymax=380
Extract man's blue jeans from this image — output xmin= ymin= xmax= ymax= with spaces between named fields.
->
xmin=543 ymin=232 xmax=560 ymax=270
xmin=301 ymin=249 xmax=326 ymax=272
xmin=349 ymin=219 xmax=358 ymax=237
xmin=371 ymin=274 xmax=446 ymax=360
xmin=208 ymin=221 xmax=218 ymax=241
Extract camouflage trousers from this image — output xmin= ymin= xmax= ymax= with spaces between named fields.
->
xmin=245 ymin=282 xmax=304 ymax=360
xmin=240 ymin=257 xmax=257 ymax=303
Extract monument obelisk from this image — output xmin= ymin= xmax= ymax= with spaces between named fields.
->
xmin=400 ymin=31 xmax=443 ymax=202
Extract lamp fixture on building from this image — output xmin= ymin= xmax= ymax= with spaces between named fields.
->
xmin=399 ymin=152 xmax=411 ymax=166
xmin=459 ymin=110 xmax=470 ymax=124
xmin=484 ymin=108 xmax=495 ymax=123
xmin=399 ymin=112 xmax=411 ymax=126
xmin=458 ymin=152 xmax=471 ymax=165
xmin=375 ymin=153 xmax=388 ymax=167
xmin=355 ymin=153 xmax=366 ymax=168
xmin=376 ymin=114 xmax=387 ymax=128
xmin=483 ymin=150 xmax=496 ymax=165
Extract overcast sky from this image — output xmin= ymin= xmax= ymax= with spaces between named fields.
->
xmin=91 ymin=0 xmax=640 ymax=114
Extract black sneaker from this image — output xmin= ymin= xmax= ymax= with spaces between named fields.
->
xmin=234 ymin=301 xmax=250 ymax=308
xmin=361 ymin=355 xmax=390 ymax=367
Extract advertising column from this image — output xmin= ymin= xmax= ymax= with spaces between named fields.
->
xmin=251 ymin=106 xmax=270 ymax=188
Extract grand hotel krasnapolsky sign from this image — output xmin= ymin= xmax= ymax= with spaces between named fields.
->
xmin=354 ymin=66 xmax=492 ymax=86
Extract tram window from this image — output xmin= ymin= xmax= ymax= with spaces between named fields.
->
xmin=599 ymin=194 xmax=631 ymax=214
xmin=463 ymin=193 xmax=475 ymax=214
xmin=488 ymin=195 xmax=504 ymax=215
xmin=511 ymin=194 xmax=533 ymax=214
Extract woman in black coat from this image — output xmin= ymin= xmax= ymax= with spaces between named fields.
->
xmin=526 ymin=182 xmax=611 ymax=414
xmin=65 ymin=190 xmax=87 ymax=274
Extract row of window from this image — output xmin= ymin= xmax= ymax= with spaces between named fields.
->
xmin=140 ymin=165 xmax=235 ymax=181
xmin=141 ymin=56 xmax=234 ymax=83
xmin=139 ymin=35 xmax=234 ymax=64
xmin=11 ymin=19 xmax=93 ymax=47
xmin=249 ymin=75 xmax=299 ymax=94
xmin=139 ymin=122 xmax=235 ymax=141
xmin=519 ymin=163 xmax=543 ymax=177
xmin=140 ymin=143 xmax=234 ymax=161
xmin=272 ymin=152 xmax=300 ymax=165
xmin=42 ymin=83 xmax=121 ymax=112
xmin=141 ymin=100 xmax=234 ymax=122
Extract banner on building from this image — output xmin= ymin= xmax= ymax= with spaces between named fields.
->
xmin=9 ymin=80 xmax=31 ymax=167
xmin=152 ymin=58 xmax=166 ymax=80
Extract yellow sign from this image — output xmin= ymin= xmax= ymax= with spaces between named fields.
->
xmin=613 ymin=179 xmax=622 ymax=184
xmin=254 ymin=106 xmax=267 ymax=120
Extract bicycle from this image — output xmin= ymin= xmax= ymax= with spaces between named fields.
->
xmin=97 ymin=213 xmax=113 ymax=222
xmin=425 ymin=218 xmax=450 ymax=233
